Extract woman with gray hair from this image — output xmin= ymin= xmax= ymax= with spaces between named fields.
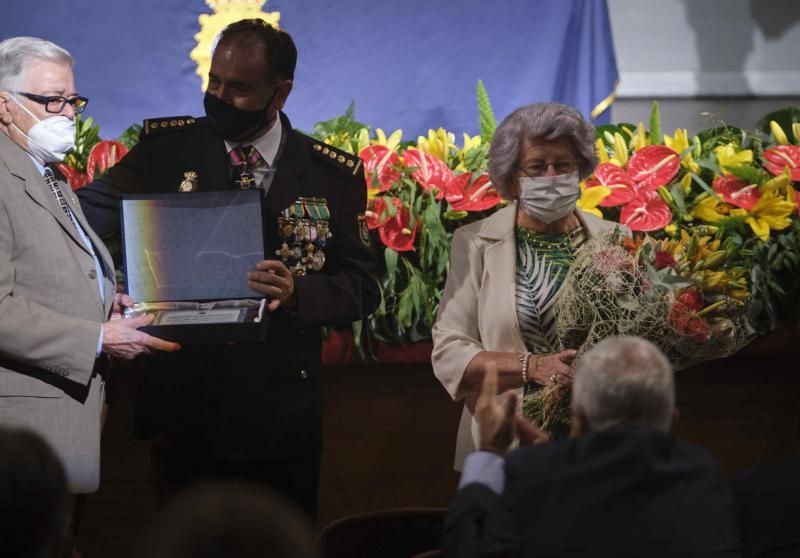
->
xmin=432 ymin=102 xmax=627 ymax=469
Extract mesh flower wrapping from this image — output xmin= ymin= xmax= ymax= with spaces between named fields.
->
xmin=524 ymin=229 xmax=755 ymax=436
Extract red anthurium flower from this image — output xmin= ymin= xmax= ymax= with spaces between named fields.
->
xmin=584 ymin=163 xmax=636 ymax=206
xmin=86 ymin=140 xmax=129 ymax=181
xmin=445 ymin=173 xmax=501 ymax=212
xmin=54 ymin=163 xmax=90 ymax=191
xmin=712 ymin=174 xmax=761 ymax=210
xmin=627 ymin=145 xmax=681 ymax=192
xmin=402 ymin=148 xmax=453 ymax=198
xmin=378 ymin=200 xmax=417 ymax=252
xmin=654 ymin=251 xmax=677 ymax=270
xmin=365 ymin=196 xmax=391 ymax=230
xmin=763 ymin=145 xmax=800 ymax=181
xmin=620 ymin=191 xmax=672 ymax=232
xmin=359 ymin=145 xmax=401 ymax=192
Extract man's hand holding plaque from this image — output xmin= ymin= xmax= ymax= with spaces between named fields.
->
xmin=248 ymin=259 xmax=296 ymax=311
xmin=103 ymin=293 xmax=181 ymax=359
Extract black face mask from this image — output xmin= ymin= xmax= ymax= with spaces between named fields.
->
xmin=203 ymin=88 xmax=278 ymax=141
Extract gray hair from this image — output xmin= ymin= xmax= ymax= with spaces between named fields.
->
xmin=0 ymin=37 xmax=73 ymax=92
xmin=572 ymin=336 xmax=675 ymax=433
xmin=488 ymin=102 xmax=598 ymax=200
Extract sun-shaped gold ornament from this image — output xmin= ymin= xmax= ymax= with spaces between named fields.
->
xmin=190 ymin=0 xmax=281 ymax=91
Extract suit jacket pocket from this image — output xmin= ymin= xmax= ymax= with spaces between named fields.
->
xmin=0 ymin=370 xmax=64 ymax=398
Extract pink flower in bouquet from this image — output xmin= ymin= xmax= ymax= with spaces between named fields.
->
xmin=402 ymin=148 xmax=453 ymax=198
xmin=712 ymin=174 xmax=761 ymax=210
xmin=669 ymin=287 xmax=711 ymax=344
xmin=584 ymin=162 xmax=636 ymax=206
xmin=654 ymin=250 xmax=677 ymax=270
xmin=626 ymin=145 xmax=681 ymax=193
xmin=378 ymin=199 xmax=417 ymax=252
xmin=359 ymin=145 xmax=401 ymax=194
xmin=86 ymin=140 xmax=129 ymax=180
xmin=444 ymin=172 xmax=501 ymax=212
xmin=763 ymin=145 xmax=800 ymax=181
xmin=620 ymin=190 xmax=673 ymax=232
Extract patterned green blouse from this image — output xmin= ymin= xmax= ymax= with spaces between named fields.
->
xmin=515 ymin=224 xmax=587 ymax=357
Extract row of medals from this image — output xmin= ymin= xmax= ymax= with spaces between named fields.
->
xmin=277 ymin=198 xmax=331 ymax=276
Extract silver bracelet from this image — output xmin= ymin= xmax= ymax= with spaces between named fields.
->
xmin=519 ymin=351 xmax=532 ymax=385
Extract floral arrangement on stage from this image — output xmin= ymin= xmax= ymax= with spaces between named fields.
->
xmin=61 ymin=90 xmax=800 ymax=382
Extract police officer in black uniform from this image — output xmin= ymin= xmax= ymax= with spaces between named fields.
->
xmin=77 ymin=19 xmax=379 ymax=520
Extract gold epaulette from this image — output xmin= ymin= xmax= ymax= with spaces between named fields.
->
xmin=311 ymin=142 xmax=363 ymax=176
xmin=142 ymin=116 xmax=197 ymax=137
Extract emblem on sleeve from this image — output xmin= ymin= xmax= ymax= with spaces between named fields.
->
xmin=358 ymin=214 xmax=370 ymax=247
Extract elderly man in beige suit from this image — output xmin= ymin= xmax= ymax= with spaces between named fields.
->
xmin=0 ymin=36 xmax=179 ymax=497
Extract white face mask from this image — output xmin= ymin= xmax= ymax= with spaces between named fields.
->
xmin=517 ymin=171 xmax=580 ymax=224
xmin=10 ymin=95 xmax=76 ymax=163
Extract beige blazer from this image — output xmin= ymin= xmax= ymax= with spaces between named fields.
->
xmin=431 ymin=203 xmax=627 ymax=470
xmin=0 ymin=132 xmax=115 ymax=493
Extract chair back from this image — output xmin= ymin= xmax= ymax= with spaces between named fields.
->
xmin=316 ymin=507 xmax=446 ymax=558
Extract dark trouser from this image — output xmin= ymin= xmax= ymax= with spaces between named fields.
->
xmin=150 ymin=445 xmax=321 ymax=522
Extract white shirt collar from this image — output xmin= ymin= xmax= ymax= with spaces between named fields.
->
xmin=225 ymin=115 xmax=282 ymax=167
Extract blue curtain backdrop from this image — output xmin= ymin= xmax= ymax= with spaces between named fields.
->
xmin=1 ymin=0 xmax=618 ymax=141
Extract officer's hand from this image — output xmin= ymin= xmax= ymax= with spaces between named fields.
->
xmin=248 ymin=259 xmax=296 ymax=311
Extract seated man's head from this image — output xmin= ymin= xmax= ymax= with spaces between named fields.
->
xmin=136 ymin=481 xmax=314 ymax=558
xmin=571 ymin=336 xmax=675 ymax=436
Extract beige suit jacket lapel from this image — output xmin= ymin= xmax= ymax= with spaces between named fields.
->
xmin=476 ymin=204 xmax=527 ymax=353
xmin=0 ymin=134 xmax=115 ymax=315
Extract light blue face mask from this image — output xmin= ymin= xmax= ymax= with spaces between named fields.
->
xmin=517 ymin=171 xmax=580 ymax=224
xmin=10 ymin=95 xmax=76 ymax=163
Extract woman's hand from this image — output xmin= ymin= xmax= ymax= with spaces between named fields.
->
xmin=529 ymin=349 xmax=577 ymax=386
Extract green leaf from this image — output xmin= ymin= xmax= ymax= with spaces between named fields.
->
xmin=755 ymin=107 xmax=800 ymax=144
xmin=477 ymin=79 xmax=496 ymax=145
xmin=649 ymin=101 xmax=662 ymax=145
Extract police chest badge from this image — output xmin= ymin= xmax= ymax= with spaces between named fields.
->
xmin=276 ymin=197 xmax=332 ymax=276
xmin=178 ymin=171 xmax=198 ymax=192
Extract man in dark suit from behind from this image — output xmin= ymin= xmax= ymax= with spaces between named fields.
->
xmin=444 ymin=335 xmax=741 ymax=558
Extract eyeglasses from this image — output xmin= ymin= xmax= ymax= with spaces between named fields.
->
xmin=519 ymin=160 xmax=578 ymax=177
xmin=14 ymin=91 xmax=89 ymax=114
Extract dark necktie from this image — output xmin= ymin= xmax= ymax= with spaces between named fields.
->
xmin=229 ymin=144 xmax=266 ymax=190
xmin=44 ymin=166 xmax=78 ymax=230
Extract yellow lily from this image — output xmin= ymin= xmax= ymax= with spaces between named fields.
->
xmin=664 ymin=128 xmax=701 ymax=174
xmin=714 ymin=143 xmax=753 ymax=171
xmin=691 ymin=196 xmax=726 ymax=223
xmin=730 ymin=194 xmax=796 ymax=241
xmin=760 ymin=168 xmax=790 ymax=195
xmin=770 ymin=121 xmax=789 ymax=145
xmin=787 ymin=183 xmax=800 ymax=216
xmin=576 ymin=182 xmax=611 ymax=218
xmin=353 ymin=128 xmax=371 ymax=154
xmin=373 ymin=128 xmax=403 ymax=151
xmin=664 ymin=223 xmax=678 ymax=237
xmin=453 ymin=133 xmax=482 ymax=171
xmin=595 ymin=138 xmax=609 ymax=163
xmin=633 ymin=122 xmax=649 ymax=151
xmin=609 ymin=132 xmax=629 ymax=167
xmin=417 ymin=128 xmax=455 ymax=162
xmin=679 ymin=173 xmax=693 ymax=195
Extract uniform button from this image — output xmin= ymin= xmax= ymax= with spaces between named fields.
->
xmin=299 ymin=369 xmax=308 ymax=379
xmin=88 ymin=269 xmax=97 ymax=279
